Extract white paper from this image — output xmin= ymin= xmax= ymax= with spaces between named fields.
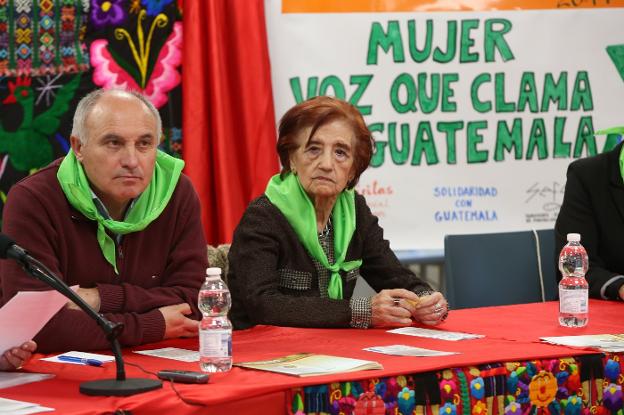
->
xmin=0 ymin=372 xmax=54 ymax=390
xmin=541 ymin=334 xmax=624 ymax=352
xmin=0 ymin=287 xmax=77 ymax=353
xmin=0 ymin=397 xmax=53 ymax=415
xmin=40 ymin=351 xmax=115 ymax=365
xmin=364 ymin=344 xmax=458 ymax=357
xmin=388 ymin=327 xmax=484 ymax=341
xmin=133 ymin=347 xmax=199 ymax=362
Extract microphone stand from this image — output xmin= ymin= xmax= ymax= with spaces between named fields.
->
xmin=14 ymin=251 xmax=162 ymax=396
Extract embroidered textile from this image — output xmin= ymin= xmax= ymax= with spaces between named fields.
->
xmin=0 ymin=0 xmax=89 ymax=76
xmin=288 ymin=354 xmax=622 ymax=415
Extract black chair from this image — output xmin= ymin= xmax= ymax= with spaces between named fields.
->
xmin=444 ymin=229 xmax=558 ymax=309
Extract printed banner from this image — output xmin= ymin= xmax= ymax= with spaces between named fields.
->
xmin=265 ymin=0 xmax=624 ymax=249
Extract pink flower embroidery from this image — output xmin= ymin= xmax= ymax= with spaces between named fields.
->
xmin=90 ymin=21 xmax=181 ymax=108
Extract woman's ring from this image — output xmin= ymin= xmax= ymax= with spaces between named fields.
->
xmin=393 ymin=298 xmax=400 ymax=307
xmin=433 ymin=303 xmax=449 ymax=321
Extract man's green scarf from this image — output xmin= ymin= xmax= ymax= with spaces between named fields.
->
xmin=265 ymin=173 xmax=362 ymax=299
xmin=57 ymin=149 xmax=184 ymax=273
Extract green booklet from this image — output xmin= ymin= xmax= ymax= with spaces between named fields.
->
xmin=234 ymin=353 xmax=383 ymax=377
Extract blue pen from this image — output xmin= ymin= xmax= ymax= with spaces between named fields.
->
xmin=58 ymin=355 xmax=103 ymax=367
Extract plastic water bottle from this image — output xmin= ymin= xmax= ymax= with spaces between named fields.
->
xmin=198 ymin=267 xmax=232 ymax=372
xmin=558 ymin=233 xmax=589 ymax=327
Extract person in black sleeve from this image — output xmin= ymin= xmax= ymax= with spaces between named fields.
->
xmin=555 ymin=141 xmax=624 ymax=300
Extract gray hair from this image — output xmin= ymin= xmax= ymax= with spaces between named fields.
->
xmin=71 ymin=88 xmax=163 ymax=144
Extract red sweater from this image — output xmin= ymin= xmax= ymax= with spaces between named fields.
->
xmin=0 ymin=159 xmax=208 ymax=353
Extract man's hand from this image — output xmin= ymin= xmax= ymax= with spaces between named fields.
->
xmin=0 ymin=341 xmax=37 ymax=371
xmin=159 ymin=303 xmax=199 ymax=339
xmin=371 ymin=288 xmax=420 ymax=327
xmin=67 ymin=287 xmax=101 ymax=312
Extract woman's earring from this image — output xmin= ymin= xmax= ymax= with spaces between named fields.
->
xmin=291 ymin=167 xmax=297 ymax=175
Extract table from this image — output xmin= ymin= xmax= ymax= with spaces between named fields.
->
xmin=1 ymin=300 xmax=622 ymax=414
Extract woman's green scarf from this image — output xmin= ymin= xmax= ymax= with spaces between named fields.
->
xmin=265 ymin=173 xmax=362 ymax=299
xmin=57 ymin=149 xmax=184 ymax=274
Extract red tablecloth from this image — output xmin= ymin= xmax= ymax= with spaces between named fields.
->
xmin=1 ymin=300 xmax=620 ymax=414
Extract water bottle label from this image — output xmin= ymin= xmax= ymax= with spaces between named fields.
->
xmin=199 ymin=329 xmax=231 ymax=357
xmin=559 ymin=289 xmax=588 ymax=314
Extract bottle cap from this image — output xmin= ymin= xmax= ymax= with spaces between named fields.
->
xmin=206 ymin=267 xmax=222 ymax=277
xmin=566 ymin=233 xmax=581 ymax=242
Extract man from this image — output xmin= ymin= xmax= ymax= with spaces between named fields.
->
xmin=555 ymin=140 xmax=624 ymax=300
xmin=0 ymin=89 xmax=207 ymax=352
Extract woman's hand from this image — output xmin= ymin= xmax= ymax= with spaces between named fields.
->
xmin=371 ymin=288 xmax=421 ymax=327
xmin=0 ymin=340 xmax=37 ymax=371
xmin=411 ymin=292 xmax=449 ymax=326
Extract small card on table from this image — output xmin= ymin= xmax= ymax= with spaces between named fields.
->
xmin=387 ymin=327 xmax=483 ymax=341
xmin=363 ymin=344 xmax=458 ymax=357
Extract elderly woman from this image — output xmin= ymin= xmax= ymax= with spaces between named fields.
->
xmin=228 ymin=96 xmax=448 ymax=329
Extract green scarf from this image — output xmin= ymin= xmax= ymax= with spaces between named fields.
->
xmin=595 ymin=126 xmax=624 ymax=183
xmin=57 ymin=149 xmax=184 ymax=273
xmin=265 ymin=173 xmax=362 ymax=299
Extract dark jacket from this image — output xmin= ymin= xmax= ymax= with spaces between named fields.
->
xmin=0 ymin=158 xmax=208 ymax=352
xmin=555 ymin=142 xmax=624 ymax=299
xmin=228 ymin=194 xmax=432 ymax=329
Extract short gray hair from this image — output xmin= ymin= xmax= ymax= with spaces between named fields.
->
xmin=71 ymin=88 xmax=163 ymax=144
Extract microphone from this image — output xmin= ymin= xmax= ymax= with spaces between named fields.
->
xmin=0 ymin=234 xmax=29 ymax=261
xmin=0 ymin=235 xmax=65 ymax=293
xmin=0 ymin=233 xmax=162 ymax=396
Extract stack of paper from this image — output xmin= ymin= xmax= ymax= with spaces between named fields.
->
xmin=235 ymin=353 xmax=383 ymax=377
xmin=0 ymin=372 xmax=54 ymax=390
xmin=541 ymin=334 xmax=624 ymax=352
xmin=0 ymin=397 xmax=53 ymax=415
xmin=133 ymin=347 xmax=199 ymax=362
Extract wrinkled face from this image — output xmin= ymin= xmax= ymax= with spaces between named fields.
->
xmin=289 ymin=119 xmax=356 ymax=200
xmin=71 ymin=92 xmax=158 ymax=213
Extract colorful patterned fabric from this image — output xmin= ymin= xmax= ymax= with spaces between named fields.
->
xmin=0 ymin=0 xmax=182 ymax=223
xmin=0 ymin=0 xmax=90 ymax=77
xmin=0 ymin=73 xmax=81 ymax=173
xmin=89 ymin=3 xmax=182 ymax=108
xmin=288 ymin=354 xmax=623 ymax=415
